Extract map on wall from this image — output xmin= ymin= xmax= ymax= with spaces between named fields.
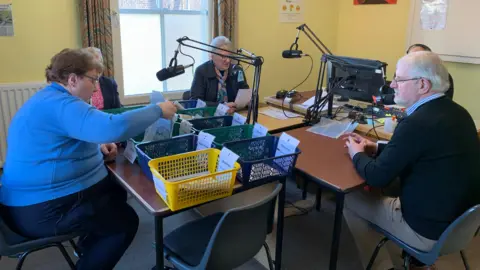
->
xmin=354 ymin=0 xmax=397 ymax=4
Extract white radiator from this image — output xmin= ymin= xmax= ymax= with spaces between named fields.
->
xmin=0 ymin=82 xmax=47 ymax=168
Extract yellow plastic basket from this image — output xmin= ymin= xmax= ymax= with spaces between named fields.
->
xmin=148 ymin=148 xmax=240 ymax=211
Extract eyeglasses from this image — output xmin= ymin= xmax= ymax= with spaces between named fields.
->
xmin=392 ymin=77 xmax=423 ymax=84
xmin=83 ymin=74 xmax=100 ymax=84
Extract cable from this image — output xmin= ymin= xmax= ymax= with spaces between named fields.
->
xmin=281 ymin=55 xmax=314 ymax=119
xmin=370 ymin=106 xmax=380 ymax=139
xmin=366 ymin=124 xmax=384 ymax=137
xmin=178 ymin=45 xmax=195 ymax=74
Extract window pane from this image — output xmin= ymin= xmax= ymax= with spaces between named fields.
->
xmin=162 ymin=0 xmax=204 ymax=11
xmin=119 ymin=0 xmax=158 ymax=9
xmin=120 ymin=14 xmax=163 ymax=95
xmin=164 ymin=14 xmax=209 ymax=91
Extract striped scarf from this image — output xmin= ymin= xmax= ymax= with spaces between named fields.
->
xmin=215 ymin=67 xmax=229 ymax=103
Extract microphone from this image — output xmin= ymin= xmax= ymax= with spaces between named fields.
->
xmin=156 ymin=63 xmax=194 ymax=81
xmin=282 ymin=50 xmax=308 ymax=58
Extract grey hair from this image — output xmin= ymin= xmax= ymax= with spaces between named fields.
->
xmin=84 ymin=47 xmax=104 ymax=64
xmin=402 ymin=51 xmax=450 ymax=93
xmin=210 ymin=36 xmax=232 ymax=53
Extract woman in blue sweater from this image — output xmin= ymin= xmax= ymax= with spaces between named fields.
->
xmin=0 ymin=48 xmax=177 ymax=269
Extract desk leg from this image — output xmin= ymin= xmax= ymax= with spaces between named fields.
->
xmin=275 ymin=177 xmax=286 ymax=270
xmin=329 ymin=192 xmax=345 ymax=270
xmin=154 ymin=216 xmax=164 ymax=270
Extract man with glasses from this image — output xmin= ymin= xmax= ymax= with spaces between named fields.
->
xmin=341 ymin=51 xmax=480 ymax=270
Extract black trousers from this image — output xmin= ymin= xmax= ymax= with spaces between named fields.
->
xmin=3 ymin=173 xmax=139 ymax=270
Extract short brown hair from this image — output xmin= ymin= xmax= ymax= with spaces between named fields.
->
xmin=45 ymin=48 xmax=103 ymax=84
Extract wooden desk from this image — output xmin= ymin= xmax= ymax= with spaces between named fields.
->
xmin=107 ymin=152 xmax=287 ymax=269
xmin=285 ymin=127 xmax=364 ymax=270
xmin=240 ymin=105 xmax=305 ymax=134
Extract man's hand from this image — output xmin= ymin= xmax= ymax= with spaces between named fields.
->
xmin=225 ymin=102 xmax=236 ymax=114
xmin=344 ymin=136 xmax=366 ymax=159
xmin=341 ymin=133 xmax=377 ymax=157
xmin=101 ymin=143 xmax=118 ymax=162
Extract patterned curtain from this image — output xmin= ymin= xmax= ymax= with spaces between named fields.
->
xmin=212 ymin=0 xmax=237 ymax=47
xmin=80 ymin=0 xmax=114 ymax=77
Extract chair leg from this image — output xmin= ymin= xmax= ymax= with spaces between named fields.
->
xmin=263 ymin=242 xmax=274 ymax=270
xmin=403 ymin=253 xmax=411 ymax=270
xmin=302 ymin=179 xmax=308 ymax=200
xmin=16 ymin=252 xmax=29 ymax=270
xmin=460 ymin=250 xmax=470 ymax=270
xmin=69 ymin=239 xmax=82 ymax=258
xmin=315 ymin=188 xmax=322 ymax=211
xmin=56 ymin=243 xmax=76 ymax=269
xmin=366 ymin=237 xmax=389 ymax=270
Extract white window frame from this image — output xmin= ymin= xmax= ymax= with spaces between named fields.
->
xmin=111 ymin=0 xmax=213 ymax=105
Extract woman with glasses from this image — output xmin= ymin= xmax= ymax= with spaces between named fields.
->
xmin=0 ymin=48 xmax=177 ymax=269
xmin=85 ymin=47 xmax=122 ymax=110
xmin=186 ymin=36 xmax=249 ymax=113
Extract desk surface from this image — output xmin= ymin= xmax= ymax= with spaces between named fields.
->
xmin=240 ymin=105 xmax=304 ymax=133
xmin=286 ymin=126 xmax=365 ymax=192
xmin=107 ymin=152 xmax=242 ymax=216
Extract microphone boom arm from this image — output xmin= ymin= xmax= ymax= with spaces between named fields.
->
xmin=176 ymin=36 xmax=264 ymax=124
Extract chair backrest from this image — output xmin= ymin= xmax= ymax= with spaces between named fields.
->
xmin=198 ymin=183 xmax=282 ymax=270
xmin=432 ymin=205 xmax=480 ymax=256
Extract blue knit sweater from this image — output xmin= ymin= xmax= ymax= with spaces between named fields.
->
xmin=1 ymin=83 xmax=163 ymax=206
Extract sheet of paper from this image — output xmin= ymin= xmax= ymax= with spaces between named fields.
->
xmin=196 ymin=131 xmax=215 ymax=150
xmin=196 ymin=99 xmax=207 ymax=108
xmin=150 ymin=90 xmax=165 ymax=104
xmin=235 ymin=88 xmax=252 ymax=109
xmin=275 ymin=133 xmax=300 ymax=157
xmin=306 ymin=118 xmax=358 ymax=139
xmin=301 ymin=91 xmax=328 ymax=107
xmin=252 ymin=123 xmax=268 ymax=138
xmin=214 ymin=103 xmax=230 ymax=116
xmin=421 ymin=0 xmax=448 ymax=30
xmin=179 ymin=120 xmax=193 ymax=135
xmin=123 ymin=140 xmax=137 ymax=164
xmin=153 ymin=176 xmax=167 ymax=200
xmin=216 ymin=147 xmax=239 ymax=172
xmin=232 ymin=113 xmax=247 ymax=126
xmin=259 ymin=107 xmax=301 ymax=120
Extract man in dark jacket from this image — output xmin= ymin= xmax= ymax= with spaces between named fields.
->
xmin=343 ymin=51 xmax=480 ymax=270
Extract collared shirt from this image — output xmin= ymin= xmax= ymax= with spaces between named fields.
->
xmin=406 ymin=93 xmax=444 ymax=116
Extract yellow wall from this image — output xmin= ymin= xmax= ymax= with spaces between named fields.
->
xmin=0 ymin=0 xmax=81 ymax=83
xmin=336 ymin=0 xmax=480 ymax=119
xmin=237 ymin=0 xmax=339 ymax=99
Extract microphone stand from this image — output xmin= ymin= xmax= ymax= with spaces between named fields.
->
xmin=289 ymin=24 xmax=334 ymax=125
xmin=176 ymin=36 xmax=263 ymax=124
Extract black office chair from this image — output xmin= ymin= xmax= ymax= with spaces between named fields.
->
xmin=0 ymin=210 xmax=79 ymax=270
xmin=182 ymin=91 xmax=191 ymax=100
xmin=163 ymin=184 xmax=282 ymax=270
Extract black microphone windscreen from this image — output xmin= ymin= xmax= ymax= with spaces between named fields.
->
xmin=156 ymin=68 xmax=170 ymax=81
xmin=282 ymin=50 xmax=303 ymax=58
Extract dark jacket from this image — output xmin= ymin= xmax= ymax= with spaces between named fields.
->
xmin=352 ymin=96 xmax=480 ymax=240
xmin=188 ymin=60 xmax=249 ymax=107
xmin=382 ymin=73 xmax=454 ymax=105
xmin=99 ymin=76 xmax=122 ymax=110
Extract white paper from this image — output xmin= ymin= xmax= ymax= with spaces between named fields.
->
xmin=279 ymin=0 xmax=304 ymax=23
xmin=234 ymin=88 xmax=252 ymax=109
xmin=216 ymin=147 xmax=239 ymax=172
xmin=123 ymin=141 xmax=137 ymax=164
xmin=252 ymin=123 xmax=269 ymax=138
xmin=300 ymin=91 xmax=329 ymax=107
xmin=307 ymin=118 xmax=359 ymax=139
xmin=214 ymin=103 xmax=230 ymax=116
xmin=196 ymin=131 xmax=215 ymax=150
xmin=196 ymin=99 xmax=206 ymax=108
xmin=232 ymin=113 xmax=247 ymax=126
xmin=275 ymin=133 xmax=300 ymax=157
xmin=0 ymin=4 xmax=14 ymax=36
xmin=153 ymin=175 xmax=167 ymax=200
xmin=259 ymin=107 xmax=301 ymax=120
xmin=421 ymin=0 xmax=448 ymax=30
xmin=179 ymin=119 xmax=193 ymax=135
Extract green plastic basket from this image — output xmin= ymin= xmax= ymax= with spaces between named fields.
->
xmin=177 ymin=107 xmax=217 ymax=118
xmin=202 ymin=125 xmax=270 ymax=148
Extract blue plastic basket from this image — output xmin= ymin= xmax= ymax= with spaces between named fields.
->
xmin=189 ymin=115 xmax=233 ymax=133
xmin=135 ymin=134 xmax=198 ymax=180
xmin=223 ymin=136 xmax=301 ymax=186
xmin=177 ymin=100 xmax=197 ymax=109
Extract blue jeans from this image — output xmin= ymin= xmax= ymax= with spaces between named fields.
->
xmin=3 ymin=173 xmax=139 ymax=270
